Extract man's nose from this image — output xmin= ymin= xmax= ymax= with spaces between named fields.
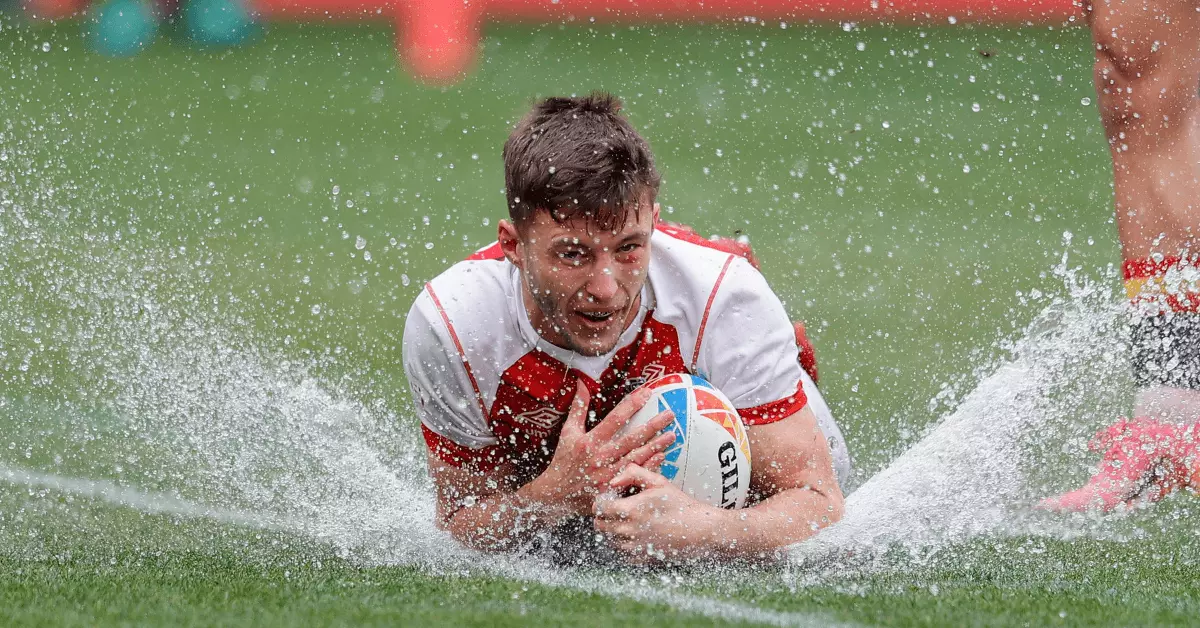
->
xmin=584 ymin=262 xmax=619 ymax=302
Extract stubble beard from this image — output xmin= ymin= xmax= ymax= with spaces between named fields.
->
xmin=529 ymin=284 xmax=639 ymax=357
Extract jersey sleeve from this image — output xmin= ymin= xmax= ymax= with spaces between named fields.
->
xmin=402 ymin=288 xmax=504 ymax=469
xmin=693 ymin=257 xmax=808 ymax=425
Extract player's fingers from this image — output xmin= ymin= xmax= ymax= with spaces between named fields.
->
xmin=560 ymin=381 xmax=590 ymax=441
xmin=609 ymin=463 xmax=668 ymax=492
xmin=593 ymin=494 xmax=631 ymax=520
xmin=618 ymin=431 xmax=675 ymax=468
xmin=595 ymin=518 xmax=636 ymax=541
xmin=589 ymin=385 xmax=654 ymax=442
xmin=611 ymin=410 xmax=674 ymax=454
xmin=644 ymin=452 xmax=667 ymax=472
xmin=595 ymin=411 xmax=672 ymax=466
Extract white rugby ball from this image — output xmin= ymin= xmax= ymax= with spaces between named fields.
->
xmin=621 ymin=373 xmax=753 ymax=509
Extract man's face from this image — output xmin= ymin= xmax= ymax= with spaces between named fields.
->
xmin=502 ymin=203 xmax=657 ymax=357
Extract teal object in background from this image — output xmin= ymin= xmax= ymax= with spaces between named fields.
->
xmin=86 ymin=0 xmax=158 ymax=56
xmin=184 ymin=0 xmax=258 ymax=47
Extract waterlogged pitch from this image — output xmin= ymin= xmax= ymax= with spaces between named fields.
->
xmin=1 ymin=15 xmax=1199 ymax=626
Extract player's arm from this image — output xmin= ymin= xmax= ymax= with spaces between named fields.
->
xmin=734 ymin=405 xmax=845 ymax=548
xmin=427 ymin=449 xmax=575 ymax=552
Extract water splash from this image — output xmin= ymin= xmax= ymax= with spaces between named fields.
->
xmin=789 ymin=251 xmax=1147 ymax=575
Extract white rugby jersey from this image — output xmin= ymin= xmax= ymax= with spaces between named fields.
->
xmin=402 ymin=224 xmax=851 ymax=486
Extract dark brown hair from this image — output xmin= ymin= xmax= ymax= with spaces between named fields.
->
xmin=503 ymin=92 xmax=661 ymax=231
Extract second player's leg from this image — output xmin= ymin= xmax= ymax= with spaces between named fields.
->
xmin=1040 ymin=1 xmax=1200 ymax=512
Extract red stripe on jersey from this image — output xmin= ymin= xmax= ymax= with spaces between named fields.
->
xmin=737 ymin=380 xmax=808 ymax=426
xmin=691 ymin=254 xmax=735 ymax=371
xmin=466 ymin=241 xmax=504 ymax=261
xmin=421 ymin=424 xmax=504 ymax=470
xmin=424 ymin=283 xmax=488 ymax=418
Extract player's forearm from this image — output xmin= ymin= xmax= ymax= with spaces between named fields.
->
xmin=710 ymin=486 xmax=845 ymax=557
xmin=441 ymin=474 xmax=575 ymax=552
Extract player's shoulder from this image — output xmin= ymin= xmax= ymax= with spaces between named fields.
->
xmin=650 ymin=226 xmax=774 ymax=314
xmin=404 ymin=256 xmax=519 ymax=356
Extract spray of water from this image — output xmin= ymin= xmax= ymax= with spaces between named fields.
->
xmin=787 ymin=249 xmax=1175 ymax=580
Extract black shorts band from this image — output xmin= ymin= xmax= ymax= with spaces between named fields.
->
xmin=1131 ymin=312 xmax=1200 ymax=390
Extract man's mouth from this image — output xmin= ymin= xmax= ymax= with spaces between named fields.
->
xmin=575 ymin=309 xmax=618 ymax=327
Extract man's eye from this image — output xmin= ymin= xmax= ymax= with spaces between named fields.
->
xmin=558 ymin=249 xmax=584 ymax=262
xmin=617 ymin=243 xmax=641 ymax=253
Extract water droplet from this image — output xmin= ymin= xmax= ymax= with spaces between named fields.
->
xmin=311 ymin=304 xmax=322 ymax=315
xmin=41 ymin=42 xmax=51 ymax=52
xmin=1081 ymin=97 xmax=1092 ymax=106
xmin=971 ymin=103 xmax=981 ymax=113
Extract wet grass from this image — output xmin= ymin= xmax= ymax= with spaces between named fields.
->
xmin=1 ymin=534 xmax=1197 ymax=627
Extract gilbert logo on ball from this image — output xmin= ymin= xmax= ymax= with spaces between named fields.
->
xmin=623 ymin=374 xmax=753 ymax=509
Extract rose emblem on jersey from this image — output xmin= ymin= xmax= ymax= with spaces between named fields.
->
xmin=513 ymin=406 xmax=565 ymax=431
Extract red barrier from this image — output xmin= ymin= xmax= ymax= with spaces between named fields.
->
xmin=23 ymin=0 xmax=89 ymax=19
xmin=30 ymin=0 xmax=1085 ymax=81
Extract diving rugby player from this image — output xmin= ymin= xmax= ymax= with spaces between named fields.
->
xmin=1040 ymin=0 xmax=1200 ymax=512
xmin=403 ymin=94 xmax=850 ymax=560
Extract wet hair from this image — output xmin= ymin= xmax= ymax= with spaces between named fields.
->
xmin=503 ymin=92 xmax=661 ymax=231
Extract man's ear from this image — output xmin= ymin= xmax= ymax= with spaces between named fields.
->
xmin=498 ymin=219 xmax=523 ymax=269
xmin=652 ymin=202 xmax=661 ymax=224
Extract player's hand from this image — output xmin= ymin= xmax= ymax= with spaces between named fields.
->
xmin=529 ymin=381 xmax=676 ymax=517
xmin=594 ymin=463 xmax=729 ymax=564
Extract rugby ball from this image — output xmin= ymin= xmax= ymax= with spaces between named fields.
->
xmin=622 ymin=374 xmax=753 ymax=509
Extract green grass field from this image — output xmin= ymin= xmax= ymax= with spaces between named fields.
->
xmin=2 ymin=13 xmax=1198 ymax=627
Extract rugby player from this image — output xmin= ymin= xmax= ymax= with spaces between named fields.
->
xmin=1039 ymin=0 xmax=1200 ymax=512
xmin=402 ymin=93 xmax=851 ymax=561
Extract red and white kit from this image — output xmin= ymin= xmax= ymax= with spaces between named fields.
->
xmin=403 ymin=225 xmax=852 ymax=488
